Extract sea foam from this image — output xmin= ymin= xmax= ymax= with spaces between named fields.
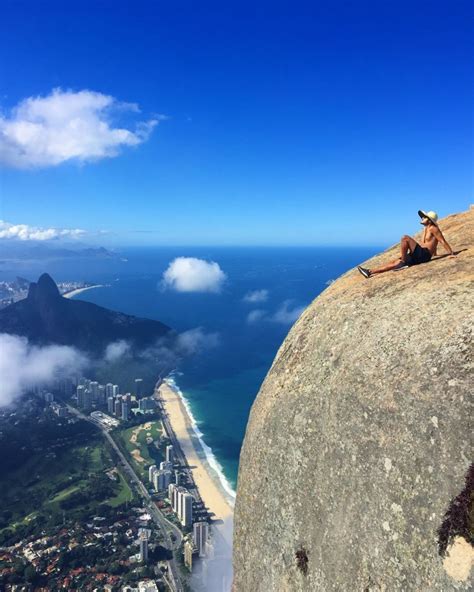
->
xmin=165 ymin=373 xmax=236 ymax=506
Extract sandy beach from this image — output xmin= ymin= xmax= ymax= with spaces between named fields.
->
xmin=63 ymin=284 xmax=105 ymax=298
xmin=156 ymin=381 xmax=234 ymax=534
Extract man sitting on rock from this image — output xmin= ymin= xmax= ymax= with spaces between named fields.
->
xmin=357 ymin=210 xmax=456 ymax=278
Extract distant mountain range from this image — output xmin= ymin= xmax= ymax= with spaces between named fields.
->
xmin=0 ymin=273 xmax=172 ymax=354
xmin=0 ymin=241 xmax=122 ymax=262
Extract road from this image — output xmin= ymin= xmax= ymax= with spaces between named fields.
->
xmin=66 ymin=404 xmax=185 ymax=592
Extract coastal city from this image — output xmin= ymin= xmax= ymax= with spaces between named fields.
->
xmin=0 ymin=371 xmax=231 ymax=592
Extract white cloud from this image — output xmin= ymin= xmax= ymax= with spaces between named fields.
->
xmin=272 ymin=300 xmax=306 ymax=324
xmin=246 ymin=300 xmax=306 ymax=325
xmin=243 ymin=289 xmax=269 ymax=303
xmin=0 ymin=88 xmax=163 ymax=168
xmin=162 ymin=257 xmax=227 ymax=293
xmin=176 ymin=328 xmax=220 ymax=355
xmin=246 ymin=309 xmax=267 ymax=324
xmin=0 ymin=333 xmax=88 ymax=407
xmin=0 ymin=220 xmax=86 ymax=241
xmin=104 ymin=339 xmax=131 ymax=362
xmin=139 ymin=328 xmax=220 ymax=366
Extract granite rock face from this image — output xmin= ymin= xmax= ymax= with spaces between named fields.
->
xmin=233 ymin=209 xmax=473 ymax=591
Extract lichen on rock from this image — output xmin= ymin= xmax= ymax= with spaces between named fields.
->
xmin=232 ymin=208 xmax=473 ymax=591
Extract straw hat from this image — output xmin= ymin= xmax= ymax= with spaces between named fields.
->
xmin=418 ymin=210 xmax=439 ymax=226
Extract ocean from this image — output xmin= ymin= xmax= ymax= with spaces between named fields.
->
xmin=5 ymin=246 xmax=380 ymax=494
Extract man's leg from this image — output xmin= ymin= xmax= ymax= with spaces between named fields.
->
xmin=359 ymin=235 xmax=418 ymax=277
xmin=400 ymin=235 xmax=418 ymax=262
xmin=369 ymin=258 xmax=406 ymax=275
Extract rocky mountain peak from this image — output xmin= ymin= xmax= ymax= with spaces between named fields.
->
xmin=233 ymin=208 xmax=473 ymax=591
xmin=27 ymin=272 xmax=61 ymax=302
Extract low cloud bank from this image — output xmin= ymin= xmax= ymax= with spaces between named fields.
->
xmin=104 ymin=339 xmax=132 ymax=362
xmin=161 ymin=257 xmax=226 ymax=293
xmin=0 ymin=328 xmax=220 ymax=408
xmin=104 ymin=327 xmax=220 ymax=368
xmin=0 ymin=220 xmax=85 ymax=241
xmin=0 ymin=333 xmax=88 ymax=407
xmin=176 ymin=327 xmax=220 ymax=355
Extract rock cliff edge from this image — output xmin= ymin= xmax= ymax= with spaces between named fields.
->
xmin=233 ymin=208 xmax=473 ymax=591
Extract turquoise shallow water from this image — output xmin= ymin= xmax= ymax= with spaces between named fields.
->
xmin=7 ymin=246 xmax=379 ymax=490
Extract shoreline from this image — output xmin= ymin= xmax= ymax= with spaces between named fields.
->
xmin=166 ymin=375 xmax=237 ymax=503
xmin=155 ymin=378 xmax=234 ymax=544
xmin=63 ymin=284 xmax=105 ymax=298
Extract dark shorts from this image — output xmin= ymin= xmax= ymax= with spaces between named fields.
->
xmin=405 ymin=244 xmax=432 ymax=266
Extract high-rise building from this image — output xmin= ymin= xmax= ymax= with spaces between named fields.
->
xmin=184 ymin=538 xmax=197 ymax=571
xmin=168 ymin=483 xmax=177 ymax=505
xmin=171 ymin=486 xmax=182 ymax=513
xmin=122 ymin=395 xmax=131 ymax=421
xmin=138 ymin=397 xmax=155 ymax=412
xmin=107 ymin=396 xmax=115 ymax=415
xmin=98 ymin=384 xmax=105 ymax=404
xmin=153 ymin=469 xmax=172 ymax=491
xmin=112 ymin=384 xmax=119 ymax=397
xmin=148 ymin=465 xmax=158 ymax=483
xmin=162 ymin=469 xmax=172 ymax=490
xmin=90 ymin=381 xmax=99 ymax=402
xmin=193 ymin=521 xmax=209 ymax=558
xmin=84 ymin=390 xmax=92 ymax=411
xmin=134 ymin=378 xmax=144 ymax=397
xmin=175 ymin=470 xmax=182 ymax=485
xmin=176 ymin=487 xmax=187 ymax=517
xmin=138 ymin=528 xmax=150 ymax=563
xmin=114 ymin=396 xmax=122 ymax=417
xmin=105 ymin=383 xmax=114 ymax=398
xmin=76 ymin=385 xmax=86 ymax=407
xmin=166 ymin=444 xmax=174 ymax=464
xmin=181 ymin=492 xmax=194 ymax=528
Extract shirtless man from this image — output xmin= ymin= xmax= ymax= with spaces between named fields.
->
xmin=357 ymin=210 xmax=456 ymax=278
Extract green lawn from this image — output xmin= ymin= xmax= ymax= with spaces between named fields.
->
xmin=1 ymin=443 xmax=93 ymax=518
xmin=0 ymin=437 xmax=135 ymax=543
xmin=115 ymin=420 xmax=168 ymax=480
xmin=48 ymin=484 xmax=81 ymax=504
xmin=108 ymin=470 xmax=133 ymax=507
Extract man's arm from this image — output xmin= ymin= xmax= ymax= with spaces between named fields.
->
xmin=432 ymin=226 xmax=455 ymax=256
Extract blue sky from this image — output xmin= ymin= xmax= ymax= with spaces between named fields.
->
xmin=0 ymin=0 xmax=472 ymax=246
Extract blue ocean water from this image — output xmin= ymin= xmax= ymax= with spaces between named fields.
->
xmin=7 ymin=246 xmax=379 ymax=491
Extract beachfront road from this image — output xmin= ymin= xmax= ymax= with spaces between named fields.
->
xmin=65 ymin=404 xmax=184 ymax=592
